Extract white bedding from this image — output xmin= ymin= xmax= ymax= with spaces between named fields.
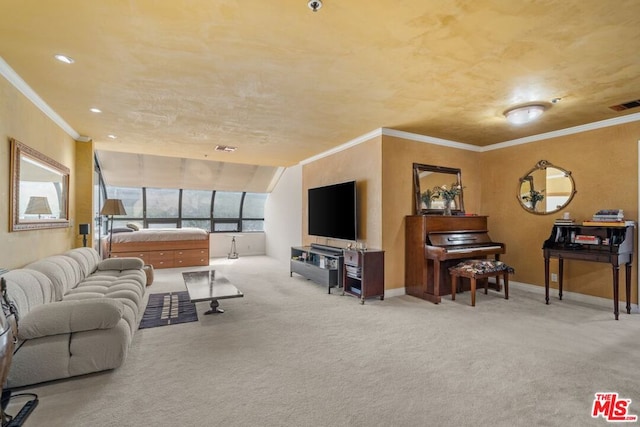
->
xmin=110 ymin=227 xmax=209 ymax=243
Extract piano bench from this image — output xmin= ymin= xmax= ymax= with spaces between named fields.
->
xmin=449 ymin=260 xmax=514 ymax=307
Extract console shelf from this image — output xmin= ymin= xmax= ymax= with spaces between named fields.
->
xmin=342 ymin=249 xmax=385 ymax=304
xmin=290 ymin=245 xmax=344 ymax=293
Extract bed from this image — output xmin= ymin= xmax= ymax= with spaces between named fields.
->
xmin=106 ymin=228 xmax=210 ymax=269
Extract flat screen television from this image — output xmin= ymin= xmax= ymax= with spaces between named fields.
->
xmin=308 ymin=180 xmax=357 ymax=241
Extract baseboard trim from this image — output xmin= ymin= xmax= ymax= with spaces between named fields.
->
xmin=507 ymin=280 xmax=640 ymax=314
xmin=386 ymin=281 xmax=639 ymax=313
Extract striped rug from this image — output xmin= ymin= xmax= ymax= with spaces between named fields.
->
xmin=139 ymin=291 xmax=198 ymax=329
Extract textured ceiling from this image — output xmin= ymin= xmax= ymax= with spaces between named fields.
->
xmin=1 ymin=1 xmax=640 ymax=189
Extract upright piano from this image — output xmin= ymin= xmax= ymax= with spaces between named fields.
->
xmin=405 ymin=215 xmax=506 ymax=303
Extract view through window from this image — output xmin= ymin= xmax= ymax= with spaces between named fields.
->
xmin=104 ymin=186 xmax=267 ymax=232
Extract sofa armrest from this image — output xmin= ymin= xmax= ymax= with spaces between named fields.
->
xmin=97 ymin=257 xmax=144 ymax=271
xmin=18 ymin=298 xmax=125 ymax=340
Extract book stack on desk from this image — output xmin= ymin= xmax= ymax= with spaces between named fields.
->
xmin=554 ymin=218 xmax=576 ymax=225
xmin=582 ymin=209 xmax=634 ymax=227
xmin=574 ymin=234 xmax=601 ymax=245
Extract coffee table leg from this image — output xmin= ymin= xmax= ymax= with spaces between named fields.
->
xmin=204 ymin=299 xmax=225 ymax=315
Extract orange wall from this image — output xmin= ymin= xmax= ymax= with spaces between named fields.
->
xmin=480 ymin=122 xmax=640 ymax=303
xmin=75 ymin=140 xmax=95 ymax=248
xmin=303 ymin=122 xmax=639 ymax=304
xmin=381 ymin=135 xmax=481 ymax=290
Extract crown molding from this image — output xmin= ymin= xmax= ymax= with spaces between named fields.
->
xmin=300 ymin=128 xmax=383 ymax=165
xmin=0 ymin=56 xmax=82 ymax=141
xmin=481 ymin=112 xmax=640 ymax=152
xmin=381 ymin=128 xmax=482 ymax=152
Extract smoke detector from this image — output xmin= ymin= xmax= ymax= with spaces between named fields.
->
xmin=308 ymin=0 xmax=322 ymax=12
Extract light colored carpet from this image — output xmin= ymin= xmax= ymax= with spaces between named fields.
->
xmin=6 ymin=256 xmax=640 ymax=427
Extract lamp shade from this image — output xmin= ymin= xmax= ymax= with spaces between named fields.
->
xmin=24 ymin=196 xmax=52 ymax=215
xmin=100 ymin=199 xmax=127 ymax=216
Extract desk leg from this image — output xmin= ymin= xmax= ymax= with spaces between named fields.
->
xmin=612 ymin=265 xmax=620 ymax=320
xmin=544 ymin=257 xmax=550 ymax=304
xmin=558 ymin=258 xmax=564 ymax=300
xmin=626 ymin=262 xmax=632 ymax=315
xmin=204 ymin=299 xmax=224 ymax=315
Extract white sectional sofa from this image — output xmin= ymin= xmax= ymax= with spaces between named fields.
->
xmin=1 ymin=247 xmax=146 ymax=388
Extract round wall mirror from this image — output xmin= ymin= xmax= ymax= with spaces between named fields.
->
xmin=517 ymin=160 xmax=576 ymax=215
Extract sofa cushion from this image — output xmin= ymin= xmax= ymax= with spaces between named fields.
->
xmin=18 ymin=298 xmax=124 ymax=339
xmin=63 ymin=292 xmax=140 ymax=334
xmin=25 ymin=256 xmax=83 ymax=300
xmin=64 ymin=248 xmax=102 ymax=278
xmin=3 ymin=269 xmax=55 ymax=317
xmin=97 ymin=257 xmax=144 ymax=272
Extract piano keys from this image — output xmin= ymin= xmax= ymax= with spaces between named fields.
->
xmin=405 ymin=215 xmax=506 ymax=304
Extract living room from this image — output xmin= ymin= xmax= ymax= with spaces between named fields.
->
xmin=1 ymin=2 xmax=640 ymax=426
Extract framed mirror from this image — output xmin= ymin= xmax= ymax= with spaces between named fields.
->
xmin=413 ymin=163 xmax=465 ymax=215
xmin=9 ymin=138 xmax=70 ymax=231
xmin=517 ymin=160 xmax=576 ymax=215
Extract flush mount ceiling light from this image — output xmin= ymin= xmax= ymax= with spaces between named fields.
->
xmin=89 ymin=107 xmax=102 ymax=113
xmin=54 ymin=54 xmax=74 ymax=64
xmin=504 ymin=104 xmax=546 ymax=125
xmin=308 ymin=0 xmax=322 ymax=12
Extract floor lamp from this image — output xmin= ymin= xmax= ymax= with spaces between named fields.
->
xmin=100 ymin=199 xmax=126 ymax=258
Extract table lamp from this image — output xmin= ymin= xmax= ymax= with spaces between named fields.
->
xmin=100 ymin=199 xmax=126 ymax=257
xmin=79 ymin=224 xmax=90 ymax=247
xmin=24 ymin=196 xmax=52 ymax=219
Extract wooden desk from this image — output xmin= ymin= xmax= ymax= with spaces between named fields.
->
xmin=542 ymin=224 xmax=634 ymax=320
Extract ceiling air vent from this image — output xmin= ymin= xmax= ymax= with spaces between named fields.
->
xmin=609 ymin=99 xmax=640 ymax=112
xmin=214 ymin=145 xmax=237 ymax=152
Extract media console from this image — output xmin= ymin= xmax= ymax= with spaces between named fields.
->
xmin=290 ymin=244 xmax=344 ymax=293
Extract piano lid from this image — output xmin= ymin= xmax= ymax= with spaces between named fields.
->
xmin=428 ymin=230 xmax=493 ymax=247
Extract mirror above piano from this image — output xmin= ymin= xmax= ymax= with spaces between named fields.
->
xmin=517 ymin=160 xmax=576 ymax=215
xmin=413 ymin=163 xmax=465 ymax=215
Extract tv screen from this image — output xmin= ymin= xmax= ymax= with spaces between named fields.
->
xmin=308 ymin=181 xmax=357 ymax=241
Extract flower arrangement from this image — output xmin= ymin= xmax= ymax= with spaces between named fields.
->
xmin=522 ymin=189 xmax=545 ymax=204
xmin=432 ymin=183 xmax=463 ymax=202
xmin=421 ymin=188 xmax=435 ymax=206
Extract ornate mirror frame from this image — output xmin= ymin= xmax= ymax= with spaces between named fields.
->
xmin=413 ymin=163 xmax=465 ymax=215
xmin=517 ymin=159 xmax=576 ymax=215
xmin=9 ymin=138 xmax=70 ymax=231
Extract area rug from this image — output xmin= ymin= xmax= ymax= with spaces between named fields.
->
xmin=139 ymin=291 xmax=198 ymax=329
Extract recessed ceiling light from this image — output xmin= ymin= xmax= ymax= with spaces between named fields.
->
xmin=504 ymin=104 xmax=546 ymax=125
xmin=54 ymin=54 xmax=74 ymax=64
xmin=90 ymin=108 xmax=102 ymax=113
xmin=107 ymin=134 xmax=117 ymax=139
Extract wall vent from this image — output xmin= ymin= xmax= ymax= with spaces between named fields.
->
xmin=609 ymin=99 xmax=640 ymax=111
xmin=214 ymin=145 xmax=237 ymax=152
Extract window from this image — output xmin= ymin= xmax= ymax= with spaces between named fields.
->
xmin=182 ymin=190 xmax=213 ymax=218
xmin=213 ymin=192 xmax=243 ymax=218
xmin=99 ymin=184 xmax=267 ymax=233
xmin=106 ymin=186 xmax=143 ymax=218
xmin=146 ymin=188 xmax=179 ymax=218
xmin=242 ymin=193 xmax=267 ymax=232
